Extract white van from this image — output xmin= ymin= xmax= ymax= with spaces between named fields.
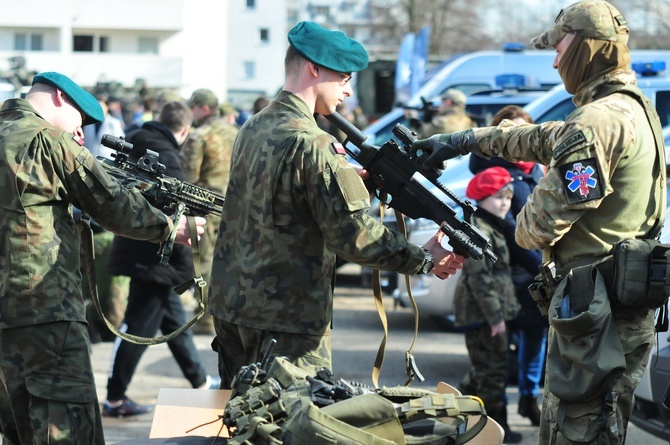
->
xmin=365 ymin=47 xmax=560 ymax=145
xmin=526 ymin=73 xmax=670 ymax=127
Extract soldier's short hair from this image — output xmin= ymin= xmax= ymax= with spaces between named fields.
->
xmin=158 ymin=101 xmax=193 ymax=133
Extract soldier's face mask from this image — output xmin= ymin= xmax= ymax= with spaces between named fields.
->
xmin=558 ymin=34 xmax=630 ymax=95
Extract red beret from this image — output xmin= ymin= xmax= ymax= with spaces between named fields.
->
xmin=466 ymin=166 xmax=513 ymax=201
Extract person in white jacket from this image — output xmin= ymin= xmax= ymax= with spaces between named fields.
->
xmin=83 ymin=93 xmax=125 ymax=159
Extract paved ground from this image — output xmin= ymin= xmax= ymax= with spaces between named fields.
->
xmin=95 ymin=267 xmax=667 ymax=444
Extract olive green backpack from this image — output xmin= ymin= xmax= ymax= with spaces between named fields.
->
xmin=223 ymin=357 xmax=489 ymax=445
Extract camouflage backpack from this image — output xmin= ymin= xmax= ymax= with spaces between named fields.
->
xmin=223 ymin=357 xmax=489 ymax=445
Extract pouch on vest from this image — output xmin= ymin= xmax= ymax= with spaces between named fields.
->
xmin=282 ymin=394 xmax=402 ymax=444
xmin=547 ymin=263 xmax=626 ymax=402
xmin=611 ymin=238 xmax=670 ymax=309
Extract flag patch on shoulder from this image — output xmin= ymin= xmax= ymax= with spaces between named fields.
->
xmin=72 ymin=135 xmax=85 ymax=146
xmin=331 ymin=142 xmax=346 ymax=155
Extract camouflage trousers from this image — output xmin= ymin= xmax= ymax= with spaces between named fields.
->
xmin=461 ymin=324 xmax=509 ymax=409
xmin=212 ymin=318 xmax=331 ymax=389
xmin=539 ymin=307 xmax=655 ymax=444
xmin=0 ymin=321 xmax=105 ymax=445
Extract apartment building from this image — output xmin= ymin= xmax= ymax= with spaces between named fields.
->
xmin=0 ymin=0 xmax=231 ymax=101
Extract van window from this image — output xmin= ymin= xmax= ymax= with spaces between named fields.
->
xmin=534 ymin=98 xmax=576 ymax=123
xmin=655 ymin=90 xmax=670 ymax=127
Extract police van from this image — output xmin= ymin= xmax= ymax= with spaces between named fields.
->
xmin=526 ymin=61 xmax=670 ymax=126
xmin=365 ymin=46 xmax=560 ymax=145
xmin=363 ymin=50 xmax=670 ymax=146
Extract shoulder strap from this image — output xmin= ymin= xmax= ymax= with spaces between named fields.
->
xmin=596 ymin=84 xmax=667 ymax=239
xmin=79 ymin=214 xmax=207 ymax=345
xmin=370 ymin=198 xmax=424 ymax=388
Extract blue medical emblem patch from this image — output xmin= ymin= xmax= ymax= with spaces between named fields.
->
xmin=558 ymin=158 xmax=603 ymax=204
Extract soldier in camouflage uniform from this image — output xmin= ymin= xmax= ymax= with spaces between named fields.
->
xmin=0 ymin=72 xmax=203 ymax=444
xmin=418 ymin=88 xmax=475 ymax=139
xmin=454 ymin=166 xmax=521 ymax=443
xmin=183 ymin=90 xmax=238 ymax=335
xmin=410 ymin=2 xmax=666 ymax=444
xmin=208 ymin=21 xmax=466 ymax=388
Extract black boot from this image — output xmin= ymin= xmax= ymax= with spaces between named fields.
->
xmin=518 ymin=394 xmax=541 ymax=426
xmin=488 ymin=405 xmax=523 ymax=444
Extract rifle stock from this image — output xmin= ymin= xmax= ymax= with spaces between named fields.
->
xmin=324 ymin=112 xmax=497 ymax=263
xmin=99 ymin=134 xmax=225 ymax=265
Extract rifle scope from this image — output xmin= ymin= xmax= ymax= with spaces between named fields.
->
xmin=101 ymin=134 xmax=134 ymax=153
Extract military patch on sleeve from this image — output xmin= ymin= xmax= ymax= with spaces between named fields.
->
xmin=553 ymin=130 xmax=587 ymax=160
xmin=558 ymin=158 xmax=604 ymax=204
xmin=72 ymin=135 xmax=85 ymax=146
xmin=331 ymin=142 xmax=346 ymax=155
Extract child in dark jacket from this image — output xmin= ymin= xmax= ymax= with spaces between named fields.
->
xmin=469 ymin=105 xmax=547 ymax=426
xmin=455 ymin=166 xmax=522 ymax=443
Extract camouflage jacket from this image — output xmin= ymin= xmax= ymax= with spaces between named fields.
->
xmin=182 ymin=114 xmax=238 ymax=195
xmin=471 ymin=70 xmax=666 ymax=268
xmin=454 ymin=209 xmax=518 ymax=328
xmin=0 ymin=99 xmax=172 ymax=329
xmin=208 ymin=91 xmax=425 ymax=335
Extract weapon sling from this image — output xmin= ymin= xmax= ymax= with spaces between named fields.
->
xmin=79 ymin=214 xmax=208 ymax=345
xmin=370 ymin=198 xmax=424 ymax=388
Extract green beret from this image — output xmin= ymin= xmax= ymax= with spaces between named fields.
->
xmin=32 ymin=72 xmax=104 ymax=126
xmin=288 ymin=21 xmax=368 ymax=73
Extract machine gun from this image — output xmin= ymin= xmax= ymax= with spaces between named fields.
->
xmin=397 ymin=96 xmax=439 ymax=125
xmin=324 ymin=112 xmax=497 ymax=263
xmin=99 ymin=134 xmax=225 ymax=265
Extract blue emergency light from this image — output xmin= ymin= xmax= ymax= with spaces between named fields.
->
xmin=632 ymin=61 xmax=666 ymax=77
xmin=495 ymin=74 xmax=527 ymax=90
xmin=502 ymin=42 xmax=525 ymax=52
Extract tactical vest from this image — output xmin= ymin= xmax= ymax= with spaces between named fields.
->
xmin=223 ymin=357 xmax=489 ymax=445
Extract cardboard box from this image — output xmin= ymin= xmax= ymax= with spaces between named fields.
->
xmin=149 ymin=388 xmax=232 ymax=439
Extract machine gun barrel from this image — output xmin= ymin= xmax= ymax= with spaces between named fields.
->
xmin=324 ymin=112 xmax=497 ymax=263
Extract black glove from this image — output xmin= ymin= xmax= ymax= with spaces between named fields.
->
xmin=410 ymin=129 xmax=477 ymax=170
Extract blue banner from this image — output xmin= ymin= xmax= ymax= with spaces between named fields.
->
xmin=394 ymin=32 xmax=415 ymax=105
xmin=410 ymin=26 xmax=430 ymax=97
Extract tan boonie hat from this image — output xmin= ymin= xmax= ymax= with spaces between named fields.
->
xmin=530 ymin=0 xmax=629 ymax=49
xmin=441 ymin=88 xmax=467 ymax=107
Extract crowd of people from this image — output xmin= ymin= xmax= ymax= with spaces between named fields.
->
xmin=0 ymin=1 xmax=664 ymax=445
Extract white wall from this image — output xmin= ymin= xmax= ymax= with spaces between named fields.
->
xmin=174 ymin=0 xmax=228 ymax=100
xmin=226 ymin=0 xmax=287 ymax=108
xmin=0 ymin=0 xmax=228 ymax=97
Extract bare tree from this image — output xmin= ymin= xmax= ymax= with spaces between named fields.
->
xmin=367 ymin=0 xmax=670 ymax=63
xmin=611 ymin=0 xmax=670 ymax=49
xmin=370 ymin=0 xmax=493 ymax=59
